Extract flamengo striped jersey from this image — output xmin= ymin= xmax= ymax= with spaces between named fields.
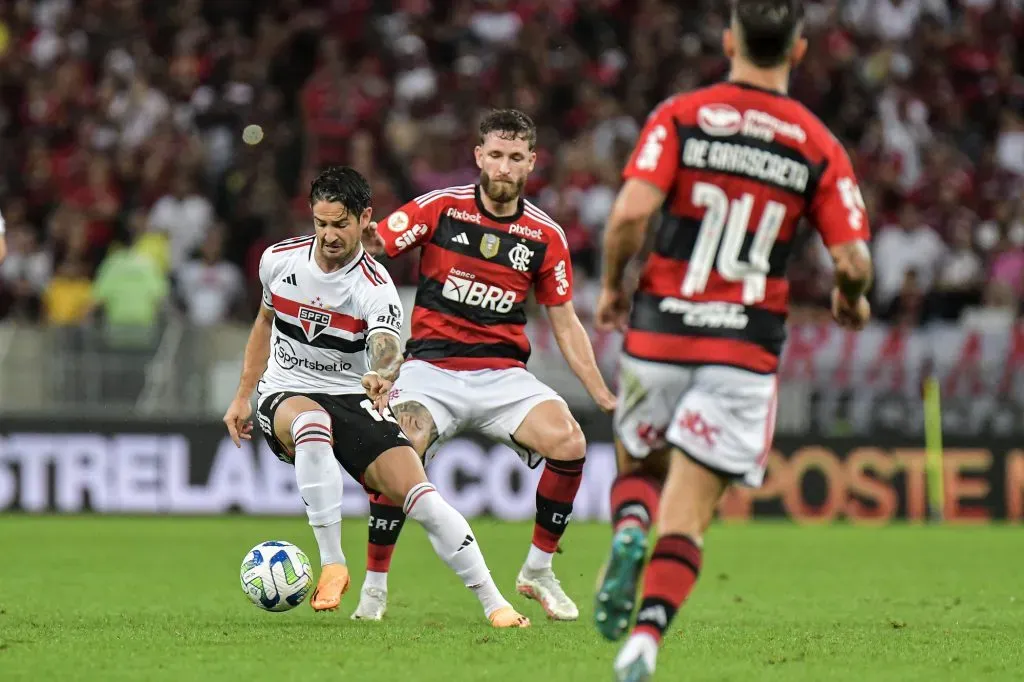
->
xmin=623 ymin=81 xmax=871 ymax=374
xmin=378 ymin=184 xmax=572 ymax=371
xmin=257 ymin=236 xmax=403 ymax=398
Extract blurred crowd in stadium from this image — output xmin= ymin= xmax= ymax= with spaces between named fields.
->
xmin=0 ymin=0 xmax=1022 ymax=331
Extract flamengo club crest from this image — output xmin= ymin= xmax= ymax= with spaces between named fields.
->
xmin=298 ymin=306 xmax=331 ymax=341
xmin=508 ymin=243 xmax=533 ymax=272
xmin=479 ymin=234 xmax=500 ymax=259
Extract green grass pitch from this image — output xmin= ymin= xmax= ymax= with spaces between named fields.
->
xmin=1 ymin=517 xmax=1021 ymax=681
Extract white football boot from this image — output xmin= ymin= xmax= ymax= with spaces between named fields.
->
xmin=350 ymin=585 xmax=387 ymax=621
xmin=515 ymin=567 xmax=580 ymax=621
xmin=613 ymin=633 xmax=658 ymax=681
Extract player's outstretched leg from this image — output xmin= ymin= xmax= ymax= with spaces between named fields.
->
xmin=510 ymin=400 xmax=586 ymax=621
xmin=352 ymin=400 xmax=433 ymax=620
xmin=274 ymin=400 xmax=351 ymax=612
xmin=612 ymin=451 xmax=727 ymax=681
xmin=364 ymin=445 xmax=529 ymax=628
xmin=595 ymin=445 xmax=666 ymax=641
xmin=351 ymin=492 xmax=405 ymax=620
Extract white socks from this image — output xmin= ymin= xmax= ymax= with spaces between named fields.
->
xmin=364 ymin=571 xmax=388 ymax=591
xmin=525 ymin=544 xmax=554 ymax=572
xmin=403 ymin=482 xmax=509 ymax=617
xmin=292 ymin=410 xmax=345 ymax=566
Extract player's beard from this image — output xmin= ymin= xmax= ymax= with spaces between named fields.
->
xmin=480 ymin=170 xmax=524 ymax=205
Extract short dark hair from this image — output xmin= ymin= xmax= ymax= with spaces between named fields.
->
xmin=732 ymin=0 xmax=805 ymax=68
xmin=308 ymin=166 xmax=372 ymax=215
xmin=479 ymin=109 xmax=537 ymax=150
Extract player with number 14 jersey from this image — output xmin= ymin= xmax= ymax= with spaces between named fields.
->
xmin=594 ymin=2 xmax=875 ymax=679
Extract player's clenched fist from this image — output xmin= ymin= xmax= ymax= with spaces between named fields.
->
xmin=595 ymin=287 xmax=630 ymax=333
xmin=830 ymin=288 xmax=871 ymax=331
xmin=223 ymin=397 xmax=254 ymax=447
xmin=362 ymin=371 xmax=392 ymax=414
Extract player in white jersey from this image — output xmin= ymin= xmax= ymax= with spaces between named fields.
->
xmin=222 ymin=166 xmax=529 ymax=627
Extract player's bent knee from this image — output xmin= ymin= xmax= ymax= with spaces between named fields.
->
xmin=273 ymin=397 xmax=328 ymax=451
xmin=364 ymin=445 xmax=428 ymax=503
xmin=545 ymin=421 xmax=586 ymax=462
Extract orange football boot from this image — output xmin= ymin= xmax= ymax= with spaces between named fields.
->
xmin=310 ymin=563 xmax=351 ymax=612
xmin=488 ymin=606 xmax=531 ymax=628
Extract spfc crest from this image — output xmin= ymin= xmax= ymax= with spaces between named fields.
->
xmin=479 ymin=233 xmax=500 ymax=259
xmin=298 ymin=306 xmax=331 ymax=341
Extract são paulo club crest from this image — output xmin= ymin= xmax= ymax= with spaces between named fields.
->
xmin=298 ymin=306 xmax=331 ymax=341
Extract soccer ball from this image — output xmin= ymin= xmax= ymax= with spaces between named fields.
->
xmin=240 ymin=541 xmax=314 ymax=612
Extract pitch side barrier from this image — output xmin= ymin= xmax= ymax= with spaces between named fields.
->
xmin=0 ymin=417 xmax=1021 ymax=522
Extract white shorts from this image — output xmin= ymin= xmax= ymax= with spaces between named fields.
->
xmin=389 ymin=360 xmax=564 ymax=468
xmin=613 ymin=355 xmax=778 ymax=488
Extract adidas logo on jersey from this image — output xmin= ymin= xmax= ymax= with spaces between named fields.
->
xmin=451 ymin=232 xmax=470 ymax=245
xmin=455 ymin=534 xmax=475 ymax=552
xmin=281 ymin=273 xmax=297 ymax=286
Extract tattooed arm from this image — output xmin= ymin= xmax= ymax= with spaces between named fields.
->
xmin=366 ymin=331 xmax=403 ymax=382
xmin=362 ymin=331 xmax=403 ymax=411
xmin=390 ymin=401 xmax=439 ymax=459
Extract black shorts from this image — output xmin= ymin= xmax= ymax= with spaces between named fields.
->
xmin=256 ymin=391 xmax=409 ymax=485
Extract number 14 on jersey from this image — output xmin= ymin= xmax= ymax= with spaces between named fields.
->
xmin=683 ymin=181 xmax=786 ymax=306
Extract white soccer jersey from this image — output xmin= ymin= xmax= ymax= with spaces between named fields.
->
xmin=256 ymin=235 xmax=403 ymax=401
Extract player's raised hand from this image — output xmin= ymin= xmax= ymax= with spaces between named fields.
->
xmin=830 ymin=288 xmax=871 ymax=331
xmin=362 ymin=220 xmax=385 ymax=257
xmin=362 ymin=371 xmax=393 ymax=413
xmin=223 ymin=397 xmax=253 ymax=448
xmin=595 ymin=287 xmax=630 ymax=332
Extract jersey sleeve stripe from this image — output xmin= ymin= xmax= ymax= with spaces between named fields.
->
xmin=413 ymin=187 xmax=473 ymax=205
xmin=274 ymin=234 xmax=315 ymax=246
xmin=361 ymin=254 xmax=387 ymax=285
xmin=272 ymin=237 xmax=315 ymax=253
xmin=414 ymin=184 xmax=471 ymax=204
xmin=358 ymin=260 xmax=384 ymax=286
xmin=413 ymin=184 xmax=475 ymax=206
xmin=523 ymin=202 xmax=569 ymax=248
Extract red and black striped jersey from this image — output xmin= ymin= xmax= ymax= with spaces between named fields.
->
xmin=623 ymin=81 xmax=871 ymax=374
xmin=378 ymin=184 xmax=573 ymax=371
